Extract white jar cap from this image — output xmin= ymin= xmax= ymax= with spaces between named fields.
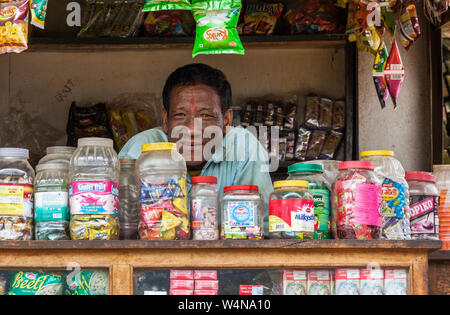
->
xmin=77 ymin=137 xmax=114 ymax=148
xmin=0 ymin=148 xmax=29 ymax=159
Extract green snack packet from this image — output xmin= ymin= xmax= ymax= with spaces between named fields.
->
xmin=65 ymin=270 xmax=109 ymax=295
xmin=143 ymin=0 xmax=192 ymax=12
xmin=8 ymin=271 xmax=64 ymax=295
xmin=192 ymin=0 xmax=244 ymax=57
xmin=30 ymin=0 xmax=48 ymax=29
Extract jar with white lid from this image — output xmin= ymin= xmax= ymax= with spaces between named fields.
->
xmin=69 ymin=137 xmax=120 ymax=240
xmin=0 ymin=148 xmax=34 ymax=240
xmin=38 ymin=146 xmax=76 ymax=165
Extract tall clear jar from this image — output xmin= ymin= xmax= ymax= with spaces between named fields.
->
xmin=34 ymin=163 xmax=70 ymax=240
xmin=69 ymin=138 xmax=120 ymax=240
xmin=191 ymin=176 xmax=219 ymax=240
xmin=432 ymin=165 xmax=450 ymax=249
xmin=269 ymin=180 xmax=314 ymax=239
xmin=287 ymin=163 xmax=331 ymax=239
xmin=405 ymin=171 xmax=440 ymax=240
xmin=332 ymin=161 xmax=382 ymax=240
xmin=38 ymin=146 xmax=76 ymax=165
xmin=119 ymin=159 xmax=140 ymax=240
xmin=221 ymin=185 xmax=264 ymax=240
xmin=0 ymin=148 xmax=34 ymax=240
xmin=136 ymin=143 xmax=189 ymax=240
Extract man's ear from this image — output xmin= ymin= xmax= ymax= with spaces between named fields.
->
xmin=222 ymin=109 xmax=233 ymax=134
xmin=162 ymin=108 xmax=169 ymax=134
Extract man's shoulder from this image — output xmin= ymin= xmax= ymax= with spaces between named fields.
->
xmin=118 ymin=126 xmax=168 ymax=159
xmin=220 ymin=126 xmax=269 ymax=162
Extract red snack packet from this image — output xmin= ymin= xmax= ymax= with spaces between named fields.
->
xmin=384 ymin=41 xmax=405 ymax=107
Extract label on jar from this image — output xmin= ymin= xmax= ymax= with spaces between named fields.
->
xmin=69 ymin=181 xmax=119 ymax=216
xmin=191 ymin=199 xmax=217 ymax=231
xmin=381 ymin=180 xmax=405 ymax=218
xmin=269 ymin=199 xmax=314 ymax=233
xmin=0 ymin=183 xmax=33 ymax=217
xmin=35 ymin=191 xmax=69 ymax=222
xmin=354 ymin=184 xmax=382 ymax=227
xmin=310 ymin=189 xmax=330 ymax=238
xmin=410 ymin=195 xmax=439 ymax=234
xmin=191 ymin=199 xmax=202 ymax=230
xmin=227 ymin=201 xmax=256 ymax=228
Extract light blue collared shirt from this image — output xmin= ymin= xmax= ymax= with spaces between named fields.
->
xmin=119 ymin=126 xmax=274 ymax=234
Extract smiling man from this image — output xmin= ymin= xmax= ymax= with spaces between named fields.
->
xmin=118 ymin=63 xmax=273 ymax=233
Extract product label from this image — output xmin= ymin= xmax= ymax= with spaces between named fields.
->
xmin=192 ymin=199 xmax=202 ymax=230
xmin=269 ymin=199 xmax=314 ymax=233
xmin=310 ymin=188 xmax=331 ymax=238
xmin=381 ymin=180 xmax=405 ymax=218
xmin=354 ymin=184 xmax=382 ymax=227
xmin=410 ymin=195 xmax=439 ymax=234
xmin=227 ymin=201 xmax=255 ymax=228
xmin=35 ymin=191 xmax=69 ymax=222
xmin=69 ymin=181 xmax=119 ymax=216
xmin=0 ymin=183 xmax=33 ymax=217
xmin=239 ymin=285 xmax=263 ymax=295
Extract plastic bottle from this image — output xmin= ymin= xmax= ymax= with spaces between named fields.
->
xmin=38 ymin=146 xmax=76 ymax=165
xmin=191 ymin=176 xmax=219 ymax=240
xmin=69 ymin=138 xmax=120 ymax=240
xmin=119 ymin=159 xmax=139 ymax=240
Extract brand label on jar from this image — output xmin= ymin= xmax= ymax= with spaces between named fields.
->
xmin=354 ymin=184 xmax=382 ymax=227
xmin=227 ymin=201 xmax=255 ymax=227
xmin=0 ymin=183 xmax=33 ymax=217
xmin=69 ymin=181 xmax=119 ymax=216
xmin=310 ymin=189 xmax=330 ymax=238
xmin=381 ymin=180 xmax=405 ymax=218
xmin=269 ymin=199 xmax=314 ymax=233
xmin=410 ymin=195 xmax=439 ymax=234
xmin=35 ymin=191 xmax=69 ymax=222
xmin=192 ymin=199 xmax=202 ymax=230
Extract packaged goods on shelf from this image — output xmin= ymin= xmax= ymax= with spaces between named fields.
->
xmin=8 ymin=270 xmax=64 ymax=295
xmin=238 ymin=1 xmax=283 ymax=35
xmin=144 ymin=10 xmax=194 ymax=36
xmin=65 ymin=269 xmax=110 ymax=295
xmin=282 ymin=270 xmax=307 ymax=295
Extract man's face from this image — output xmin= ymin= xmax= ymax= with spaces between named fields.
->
xmin=163 ymin=84 xmax=232 ymax=168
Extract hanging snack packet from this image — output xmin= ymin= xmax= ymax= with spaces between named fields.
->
xmin=319 ymin=130 xmax=343 ymax=160
xmin=318 ymin=98 xmax=333 ymax=129
xmin=0 ymin=0 xmax=30 ymax=54
xmin=143 ymin=0 xmax=191 ymax=12
xmin=356 ymin=25 xmax=381 ymax=55
xmin=332 ymin=100 xmax=346 ymax=130
xmin=373 ymin=41 xmax=390 ymax=108
xmin=191 ymin=0 xmax=244 ymax=57
xmin=306 ymin=130 xmax=327 ymax=160
xmin=30 ymin=0 xmax=48 ymax=29
xmin=295 ymin=127 xmax=311 ymax=161
xmin=399 ymin=0 xmax=421 ymax=50
xmin=379 ymin=0 xmax=397 ymax=40
xmin=385 ymin=40 xmax=405 ymax=106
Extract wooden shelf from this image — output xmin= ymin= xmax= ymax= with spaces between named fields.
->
xmin=429 ymin=249 xmax=450 ymax=260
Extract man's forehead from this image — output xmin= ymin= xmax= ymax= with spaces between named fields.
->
xmin=169 ymin=84 xmax=221 ymax=107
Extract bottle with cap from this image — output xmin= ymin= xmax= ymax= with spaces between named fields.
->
xmin=360 ymin=150 xmax=410 ymax=240
xmin=269 ymin=180 xmax=314 ymax=239
xmin=136 ymin=142 xmax=189 ymax=240
xmin=38 ymin=146 xmax=76 ymax=165
xmin=190 ymin=176 xmax=219 ymax=240
xmin=69 ymin=137 xmax=120 ymax=240
xmin=0 ymin=148 xmax=35 ymax=240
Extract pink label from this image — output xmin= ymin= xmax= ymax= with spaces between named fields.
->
xmin=194 ymin=270 xmax=217 ymax=280
xmin=410 ymin=197 xmax=434 ymax=219
xmin=354 ymin=184 xmax=382 ymax=227
xmin=195 ymin=280 xmax=219 ymax=290
xmin=69 ymin=181 xmax=119 ymax=216
xmin=170 ymin=280 xmax=194 ymax=290
xmin=170 ymin=270 xmax=194 ymax=280
xmin=194 ymin=290 xmax=218 ymax=295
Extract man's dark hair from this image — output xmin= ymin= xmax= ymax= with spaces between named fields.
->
xmin=162 ymin=63 xmax=232 ymax=115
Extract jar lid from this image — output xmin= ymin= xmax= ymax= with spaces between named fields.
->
xmin=339 ymin=161 xmax=374 ymax=171
xmin=405 ymin=171 xmax=435 ymax=183
xmin=78 ymin=137 xmax=114 ymax=148
xmin=142 ymin=142 xmax=176 ymax=152
xmin=46 ymin=146 xmax=76 ymax=155
xmin=360 ymin=150 xmax=394 ymax=158
xmin=191 ymin=176 xmax=217 ymax=184
xmin=36 ymin=163 xmax=69 ymax=173
xmin=224 ymin=185 xmax=258 ymax=192
xmin=288 ymin=163 xmax=323 ymax=174
xmin=274 ymin=180 xmax=309 ymax=189
xmin=0 ymin=148 xmax=29 ymax=159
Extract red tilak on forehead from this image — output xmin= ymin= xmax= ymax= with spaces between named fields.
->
xmin=190 ymin=96 xmax=196 ymax=112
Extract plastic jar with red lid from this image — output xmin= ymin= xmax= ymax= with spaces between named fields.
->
xmin=332 ymin=161 xmax=382 ymax=239
xmin=220 ymin=185 xmax=264 ymax=240
xmin=190 ymin=176 xmax=219 ymax=240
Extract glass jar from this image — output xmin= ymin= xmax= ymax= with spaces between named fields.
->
xmin=119 ymin=159 xmax=140 ymax=240
xmin=38 ymin=146 xmax=76 ymax=165
xmin=405 ymin=171 xmax=440 ymax=240
xmin=191 ymin=176 xmax=219 ymax=240
xmin=34 ymin=163 xmax=70 ymax=240
xmin=332 ymin=161 xmax=382 ymax=240
xmin=0 ymin=148 xmax=34 ymax=240
xmin=136 ymin=143 xmax=189 ymax=240
xmin=269 ymin=180 xmax=314 ymax=239
xmin=221 ymin=185 xmax=264 ymax=240
xmin=69 ymin=138 xmax=120 ymax=240
xmin=287 ymin=164 xmax=331 ymax=239
xmin=361 ymin=150 xmax=410 ymax=240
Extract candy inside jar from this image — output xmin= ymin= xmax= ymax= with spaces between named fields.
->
xmin=190 ymin=176 xmax=219 ymax=240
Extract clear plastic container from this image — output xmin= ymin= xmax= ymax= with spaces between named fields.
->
xmin=221 ymin=185 xmax=264 ymax=240
xmin=269 ymin=180 xmax=314 ymax=239
xmin=136 ymin=143 xmax=189 ymax=240
xmin=287 ymin=163 xmax=331 ymax=239
xmin=0 ymin=148 xmax=34 ymax=240
xmin=190 ymin=176 xmax=219 ymax=240
xmin=34 ymin=163 xmax=70 ymax=240
xmin=296 ymin=160 xmax=341 ymax=187
xmin=332 ymin=161 xmax=382 ymax=240
xmin=405 ymin=171 xmax=440 ymax=240
xmin=361 ymin=150 xmax=411 ymax=240
xmin=38 ymin=146 xmax=76 ymax=165
xmin=119 ymin=159 xmax=140 ymax=240
xmin=69 ymin=138 xmax=120 ymax=240
xmin=433 ymin=165 xmax=450 ymax=249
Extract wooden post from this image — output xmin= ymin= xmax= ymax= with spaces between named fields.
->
xmin=111 ymin=264 xmax=133 ymax=295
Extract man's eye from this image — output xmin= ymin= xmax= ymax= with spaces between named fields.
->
xmin=200 ymin=113 xmax=214 ymax=118
xmin=173 ymin=113 xmax=186 ymax=118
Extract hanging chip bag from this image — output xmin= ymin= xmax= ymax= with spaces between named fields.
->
xmin=372 ymin=41 xmax=390 ymax=108
xmin=399 ymin=0 xmax=421 ymax=50
xmin=143 ymin=0 xmax=192 ymax=12
xmin=0 ymin=0 xmax=30 ymax=54
xmin=30 ymin=0 xmax=48 ymax=29
xmin=191 ymin=0 xmax=244 ymax=57
xmin=385 ymin=40 xmax=405 ymax=106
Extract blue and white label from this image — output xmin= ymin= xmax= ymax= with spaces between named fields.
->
xmin=227 ymin=201 xmax=255 ymax=227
